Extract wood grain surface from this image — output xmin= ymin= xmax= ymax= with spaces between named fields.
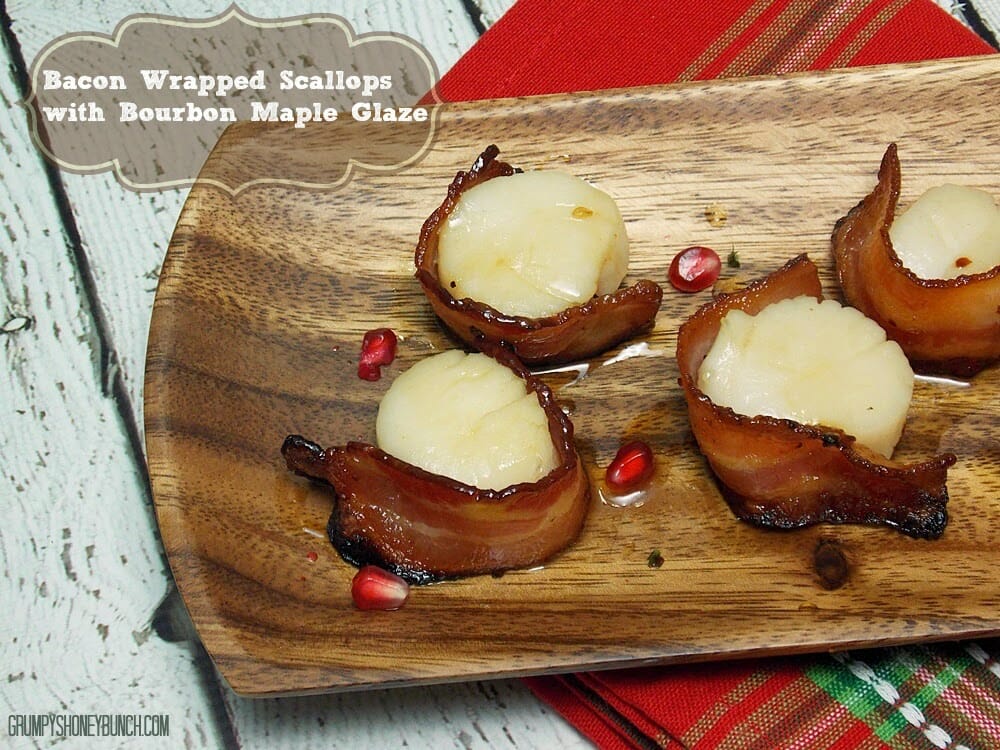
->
xmin=145 ymin=55 xmax=1000 ymax=697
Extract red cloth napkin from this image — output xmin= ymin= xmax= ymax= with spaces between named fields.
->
xmin=435 ymin=1 xmax=998 ymax=748
xmin=436 ymin=0 xmax=994 ymax=101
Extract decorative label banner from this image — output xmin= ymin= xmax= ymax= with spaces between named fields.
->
xmin=24 ymin=5 xmax=440 ymax=193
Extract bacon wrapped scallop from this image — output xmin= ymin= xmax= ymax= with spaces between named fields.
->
xmin=832 ymin=144 xmax=1000 ymax=376
xmin=676 ymin=255 xmax=956 ymax=539
xmin=415 ymin=146 xmax=662 ymax=365
xmin=282 ymin=343 xmax=590 ymax=583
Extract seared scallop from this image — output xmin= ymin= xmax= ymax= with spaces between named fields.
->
xmin=376 ymin=350 xmax=558 ymax=490
xmin=890 ymin=184 xmax=1000 ymax=279
xmin=437 ymin=170 xmax=629 ymax=318
xmin=697 ymin=295 xmax=913 ymax=459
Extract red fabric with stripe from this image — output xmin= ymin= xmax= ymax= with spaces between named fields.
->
xmin=436 ymin=0 xmax=992 ymax=102
xmin=528 ymin=661 xmax=895 ymax=749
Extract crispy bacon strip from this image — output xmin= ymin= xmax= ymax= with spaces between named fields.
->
xmin=415 ymin=145 xmax=663 ymax=365
xmin=832 ymin=144 xmax=1000 ymax=376
xmin=282 ymin=346 xmax=590 ymax=583
xmin=676 ymin=254 xmax=956 ymax=539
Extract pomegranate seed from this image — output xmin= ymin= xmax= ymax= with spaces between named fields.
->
xmin=605 ymin=440 xmax=655 ymax=490
xmin=358 ymin=327 xmax=397 ymax=381
xmin=668 ymin=246 xmax=722 ymax=292
xmin=351 ymin=565 xmax=410 ymax=611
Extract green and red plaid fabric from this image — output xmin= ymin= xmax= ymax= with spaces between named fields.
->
xmin=526 ymin=641 xmax=1000 ymax=750
xmin=525 ymin=642 xmax=1000 ymax=748
xmin=438 ymin=1 xmax=999 ymax=747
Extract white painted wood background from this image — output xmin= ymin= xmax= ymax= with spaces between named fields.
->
xmin=1 ymin=2 xmax=996 ymax=749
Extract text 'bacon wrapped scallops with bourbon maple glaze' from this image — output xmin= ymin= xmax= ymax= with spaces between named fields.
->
xmin=676 ymin=255 xmax=956 ymax=539
xmin=832 ymin=144 xmax=1000 ymax=376
xmin=282 ymin=343 xmax=590 ymax=583
xmin=415 ymin=145 xmax=663 ymax=365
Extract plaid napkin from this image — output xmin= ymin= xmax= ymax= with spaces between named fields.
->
xmin=435 ymin=1 xmax=999 ymax=748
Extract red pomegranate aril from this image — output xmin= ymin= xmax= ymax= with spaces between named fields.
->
xmin=358 ymin=327 xmax=397 ymax=381
xmin=351 ymin=565 xmax=410 ymax=611
xmin=669 ymin=246 xmax=722 ymax=293
xmin=357 ymin=362 xmax=381 ymax=381
xmin=605 ymin=441 xmax=655 ymax=490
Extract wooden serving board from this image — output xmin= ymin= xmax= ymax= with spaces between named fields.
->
xmin=145 ymin=55 xmax=1000 ymax=697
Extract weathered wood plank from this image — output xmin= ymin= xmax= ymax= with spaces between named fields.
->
xmin=965 ymin=0 xmax=1000 ymax=41
xmin=470 ymin=0 xmax=516 ymax=29
xmin=5 ymin=2 xmax=592 ymax=748
xmin=223 ymin=680 xmax=590 ymax=749
xmin=0 ymin=38 xmax=227 ymax=750
xmin=5 ymin=0 xmax=487 ymax=429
